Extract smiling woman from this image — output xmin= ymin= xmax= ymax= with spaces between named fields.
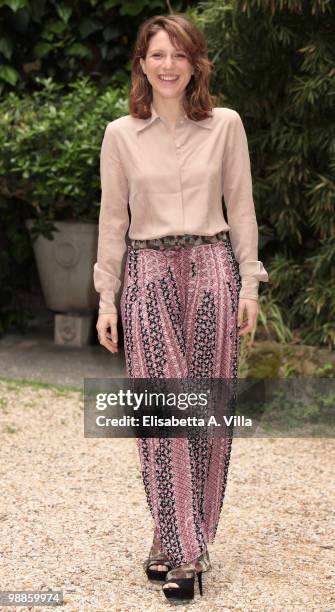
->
xmin=93 ymin=12 xmax=269 ymax=605
xmin=138 ymin=29 xmax=195 ymax=124
xmin=128 ymin=15 xmax=215 ymax=123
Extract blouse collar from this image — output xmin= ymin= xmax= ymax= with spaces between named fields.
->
xmin=136 ymin=101 xmax=213 ymax=133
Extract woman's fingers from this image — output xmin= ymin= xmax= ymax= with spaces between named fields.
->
xmin=96 ymin=314 xmax=119 ymax=353
xmin=110 ymin=324 xmax=118 ymax=346
xmin=100 ymin=332 xmax=118 ymax=353
xmin=237 ymin=299 xmax=259 ymax=337
xmin=99 ymin=329 xmax=118 ymax=353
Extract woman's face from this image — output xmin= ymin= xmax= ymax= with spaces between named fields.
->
xmin=140 ymin=29 xmax=194 ymax=104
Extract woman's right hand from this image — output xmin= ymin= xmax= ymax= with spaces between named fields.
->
xmin=96 ymin=313 xmax=119 ymax=353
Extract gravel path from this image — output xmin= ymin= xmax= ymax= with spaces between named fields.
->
xmin=0 ymin=379 xmax=334 ymax=611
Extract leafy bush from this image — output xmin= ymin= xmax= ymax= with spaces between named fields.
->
xmin=1 ymin=76 xmax=129 ymax=232
xmin=0 ymin=77 xmax=128 ymax=331
xmin=195 ymin=0 xmax=335 ymax=349
xmin=0 ymin=0 xmax=196 ymax=96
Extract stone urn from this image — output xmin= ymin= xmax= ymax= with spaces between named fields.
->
xmin=26 ymin=220 xmax=99 ymax=345
xmin=26 ymin=219 xmax=99 ymax=312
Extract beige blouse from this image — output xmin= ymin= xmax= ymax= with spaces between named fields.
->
xmin=93 ymin=102 xmax=269 ymax=314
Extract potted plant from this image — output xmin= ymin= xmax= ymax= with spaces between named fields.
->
xmin=1 ymin=76 xmax=129 ymax=313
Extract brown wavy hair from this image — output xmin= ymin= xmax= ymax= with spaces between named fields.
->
xmin=128 ymin=14 xmax=217 ymax=121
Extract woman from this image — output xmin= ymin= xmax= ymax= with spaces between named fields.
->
xmin=94 ymin=13 xmax=269 ymax=604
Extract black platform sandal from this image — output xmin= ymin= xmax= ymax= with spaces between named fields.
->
xmin=162 ymin=550 xmax=210 ymax=603
xmin=143 ymin=538 xmax=174 ymax=582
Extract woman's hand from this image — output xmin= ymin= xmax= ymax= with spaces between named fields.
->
xmin=96 ymin=313 xmax=119 ymax=353
xmin=237 ymin=298 xmax=259 ymax=337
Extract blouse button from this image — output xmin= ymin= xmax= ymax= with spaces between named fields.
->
xmin=176 ymin=143 xmax=181 ymax=148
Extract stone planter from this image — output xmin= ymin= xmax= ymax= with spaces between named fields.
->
xmin=26 ymin=220 xmax=99 ymax=313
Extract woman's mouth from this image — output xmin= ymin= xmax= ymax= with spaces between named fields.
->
xmin=158 ymin=75 xmax=180 ymax=82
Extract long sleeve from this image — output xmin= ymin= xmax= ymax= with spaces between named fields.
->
xmin=93 ymin=122 xmax=130 ymax=314
xmin=222 ymin=111 xmax=269 ymax=300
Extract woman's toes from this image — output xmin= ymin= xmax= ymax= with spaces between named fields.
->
xmin=151 ymin=564 xmax=169 ymax=571
xmin=163 ymin=582 xmax=179 ymax=589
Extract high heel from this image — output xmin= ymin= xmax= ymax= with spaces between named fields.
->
xmin=198 ymin=570 xmax=203 ymax=596
xmin=162 ymin=562 xmax=204 ymax=603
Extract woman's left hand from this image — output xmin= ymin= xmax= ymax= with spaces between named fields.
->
xmin=237 ymin=298 xmax=259 ymax=336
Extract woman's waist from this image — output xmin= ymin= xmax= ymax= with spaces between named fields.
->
xmin=129 ymin=230 xmax=229 ymax=251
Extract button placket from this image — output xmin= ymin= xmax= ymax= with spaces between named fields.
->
xmin=175 ymin=122 xmax=184 ymax=152
xmin=175 ymin=122 xmax=181 ymax=153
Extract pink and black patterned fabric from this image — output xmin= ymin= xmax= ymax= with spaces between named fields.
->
xmin=120 ymin=233 xmax=241 ymax=566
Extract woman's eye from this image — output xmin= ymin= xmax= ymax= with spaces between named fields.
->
xmin=151 ymin=53 xmax=187 ymax=58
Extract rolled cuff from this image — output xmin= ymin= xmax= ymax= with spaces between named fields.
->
xmin=239 ymin=260 xmax=269 ymax=282
xmin=98 ymin=291 xmax=118 ymax=316
xmin=239 ymin=260 xmax=269 ymax=300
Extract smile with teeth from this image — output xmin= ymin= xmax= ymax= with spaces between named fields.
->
xmin=158 ymin=75 xmax=179 ymax=81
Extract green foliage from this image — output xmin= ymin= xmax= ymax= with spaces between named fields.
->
xmin=243 ymin=387 xmax=335 ymax=436
xmin=0 ymin=0 xmax=195 ymax=96
xmin=0 ymin=77 xmax=128 ymax=332
xmin=1 ymin=76 xmax=129 ymax=229
xmin=195 ymin=0 xmax=335 ymax=349
xmin=0 ymin=191 xmax=34 ymax=335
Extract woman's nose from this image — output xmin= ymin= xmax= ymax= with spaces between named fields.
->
xmin=162 ymin=56 xmax=174 ymax=68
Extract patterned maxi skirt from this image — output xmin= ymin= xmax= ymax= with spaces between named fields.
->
xmin=120 ymin=232 xmax=242 ymax=566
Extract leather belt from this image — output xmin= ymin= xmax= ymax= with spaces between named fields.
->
xmin=130 ymin=230 xmax=228 ymax=251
